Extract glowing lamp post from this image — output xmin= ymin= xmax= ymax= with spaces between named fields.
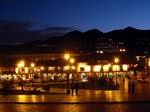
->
xmin=40 ymin=66 xmax=45 ymax=82
xmin=64 ymin=53 xmax=76 ymax=94
xmin=16 ymin=60 xmax=25 ymax=91
xmin=70 ymin=58 xmax=75 ymax=64
xmin=17 ymin=61 xmax=25 ymax=68
xmin=64 ymin=53 xmax=71 ymax=94
xmin=114 ymin=57 xmax=119 ymax=64
xmin=30 ymin=63 xmax=35 ymax=81
xmin=112 ymin=65 xmax=120 ymax=84
xmin=30 ymin=63 xmax=35 ymax=68
xmin=114 ymin=57 xmax=120 ymax=84
xmin=122 ymin=64 xmax=128 ymax=80
xmin=64 ymin=54 xmax=70 ymax=60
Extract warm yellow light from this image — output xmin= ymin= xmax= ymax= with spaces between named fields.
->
xmin=71 ymin=66 xmax=76 ymax=70
xmin=17 ymin=60 xmax=25 ymax=67
xmin=64 ymin=53 xmax=70 ymax=60
xmin=22 ymin=76 xmax=26 ymax=80
xmin=108 ymin=64 xmax=111 ymax=67
xmin=34 ymin=68 xmax=37 ymax=72
xmin=120 ymin=49 xmax=126 ymax=52
xmin=15 ymin=68 xmax=19 ymax=74
xmin=25 ymin=67 xmax=28 ymax=74
xmin=78 ymin=62 xmax=87 ymax=67
xmin=37 ymin=69 xmax=40 ymax=72
xmin=64 ymin=65 xmax=70 ymax=71
xmin=100 ymin=51 xmax=103 ymax=54
xmin=148 ymin=58 xmax=150 ymax=67
xmin=114 ymin=57 xmax=119 ymax=63
xmin=93 ymin=65 xmax=101 ymax=72
xmin=123 ymin=49 xmax=126 ymax=52
xmin=20 ymin=61 xmax=25 ymax=67
xmin=103 ymin=65 xmax=109 ymax=72
xmin=57 ymin=66 xmax=61 ymax=70
xmin=122 ymin=64 xmax=128 ymax=71
xmin=77 ymin=62 xmax=87 ymax=72
xmin=30 ymin=63 xmax=35 ymax=67
xmin=17 ymin=63 xmax=22 ymax=68
xmin=40 ymin=66 xmax=44 ymax=70
xmin=70 ymin=58 xmax=75 ymax=64
xmin=85 ymin=66 xmax=91 ymax=72
xmin=48 ymin=67 xmax=55 ymax=71
xmin=112 ymin=65 xmax=120 ymax=71
xmin=18 ymin=95 xmax=26 ymax=102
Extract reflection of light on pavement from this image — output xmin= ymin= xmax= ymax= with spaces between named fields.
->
xmin=117 ymin=77 xmax=128 ymax=92
xmin=115 ymin=96 xmax=123 ymax=101
xmin=95 ymin=91 xmax=101 ymax=94
xmin=105 ymin=90 xmax=123 ymax=102
xmin=114 ymin=92 xmax=124 ymax=102
xmin=63 ymin=96 xmax=79 ymax=102
xmin=70 ymin=96 xmax=79 ymax=102
xmin=41 ymin=95 xmax=45 ymax=102
xmin=124 ymin=79 xmax=128 ymax=92
xmin=31 ymin=95 xmax=36 ymax=102
xmin=106 ymin=91 xmax=113 ymax=100
xmin=17 ymin=95 xmax=27 ymax=102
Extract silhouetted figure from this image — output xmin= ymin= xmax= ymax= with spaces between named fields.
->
xmin=75 ymin=83 xmax=79 ymax=95
xmin=116 ymin=82 xmax=120 ymax=89
xmin=128 ymin=81 xmax=131 ymax=93
xmin=2 ymin=80 xmax=11 ymax=95
xmin=71 ymin=83 xmax=75 ymax=96
xmin=123 ymin=78 xmax=125 ymax=83
xmin=131 ymin=82 xmax=135 ymax=93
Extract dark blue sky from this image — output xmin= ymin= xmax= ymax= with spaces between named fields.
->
xmin=0 ymin=0 xmax=150 ymax=32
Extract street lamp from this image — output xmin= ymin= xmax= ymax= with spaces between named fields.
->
xmin=70 ymin=58 xmax=75 ymax=64
xmin=64 ymin=53 xmax=70 ymax=60
xmin=64 ymin=54 xmax=76 ymax=94
xmin=30 ymin=63 xmax=35 ymax=68
xmin=40 ymin=66 xmax=45 ymax=82
xmin=114 ymin=57 xmax=120 ymax=85
xmin=17 ymin=60 xmax=25 ymax=68
xmin=17 ymin=60 xmax=25 ymax=91
xmin=122 ymin=64 xmax=128 ymax=81
xmin=69 ymin=58 xmax=76 ymax=96
xmin=30 ymin=63 xmax=35 ymax=82
xmin=64 ymin=54 xmax=71 ymax=94
xmin=114 ymin=57 xmax=119 ymax=64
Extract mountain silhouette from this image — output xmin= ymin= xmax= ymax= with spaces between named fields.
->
xmin=1 ymin=26 xmax=150 ymax=54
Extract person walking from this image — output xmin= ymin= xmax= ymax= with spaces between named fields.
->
xmin=75 ymin=82 xmax=79 ymax=95
xmin=131 ymin=82 xmax=135 ymax=93
xmin=71 ymin=82 xmax=75 ymax=96
xmin=123 ymin=78 xmax=125 ymax=83
xmin=128 ymin=81 xmax=131 ymax=93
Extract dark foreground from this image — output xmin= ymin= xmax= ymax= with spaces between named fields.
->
xmin=0 ymin=103 xmax=150 ymax=112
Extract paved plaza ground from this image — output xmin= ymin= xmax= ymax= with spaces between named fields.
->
xmin=0 ymin=78 xmax=150 ymax=103
xmin=0 ymin=78 xmax=149 ymax=112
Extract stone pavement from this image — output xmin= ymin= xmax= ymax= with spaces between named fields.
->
xmin=0 ymin=82 xmax=150 ymax=104
xmin=0 ymin=78 xmax=149 ymax=104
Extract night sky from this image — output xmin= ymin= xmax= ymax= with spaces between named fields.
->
xmin=0 ymin=0 xmax=150 ymax=32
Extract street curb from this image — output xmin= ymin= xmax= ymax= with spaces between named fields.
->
xmin=0 ymin=101 xmax=150 ymax=104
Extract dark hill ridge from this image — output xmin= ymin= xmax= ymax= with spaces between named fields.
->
xmin=1 ymin=26 xmax=150 ymax=54
xmin=106 ymin=26 xmax=150 ymax=41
